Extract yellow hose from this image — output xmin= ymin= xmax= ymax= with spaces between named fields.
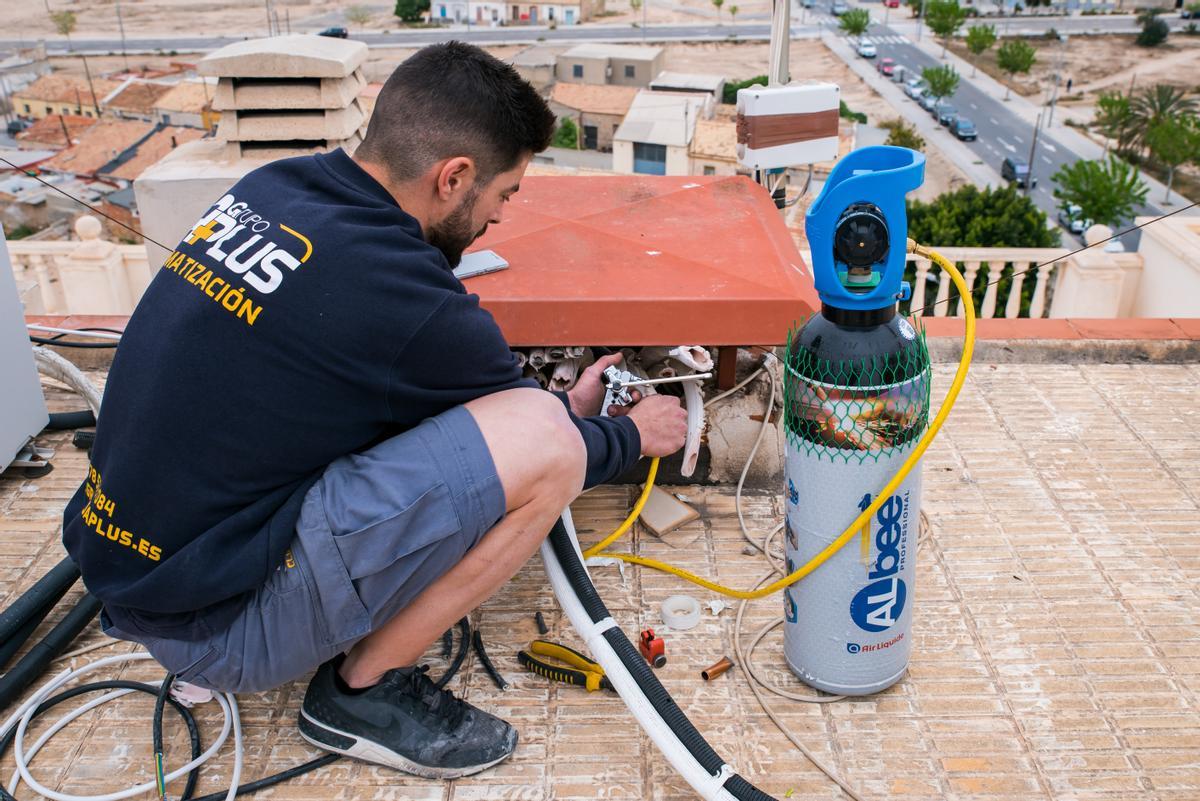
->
xmin=586 ymin=242 xmax=975 ymax=600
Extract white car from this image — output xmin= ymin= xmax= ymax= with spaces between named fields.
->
xmin=904 ymin=78 xmax=926 ymax=99
xmin=857 ymin=39 xmax=877 ymax=58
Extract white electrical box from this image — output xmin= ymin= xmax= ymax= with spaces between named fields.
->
xmin=736 ymin=82 xmax=841 ymax=171
xmin=0 ymin=231 xmax=49 ymax=472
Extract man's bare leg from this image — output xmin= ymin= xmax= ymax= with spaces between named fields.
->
xmin=338 ymin=388 xmax=586 ymax=688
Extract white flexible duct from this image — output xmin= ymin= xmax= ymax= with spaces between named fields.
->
xmin=33 ymin=347 xmax=102 ymax=416
xmin=541 ymin=510 xmax=742 ymax=801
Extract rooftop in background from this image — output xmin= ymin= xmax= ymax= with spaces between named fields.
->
xmin=14 ymin=74 xmax=122 ymax=107
xmin=649 ymin=71 xmax=727 ymax=94
xmin=14 ymin=114 xmax=97 ymax=150
xmin=149 ymin=80 xmax=214 ymax=115
xmin=41 ymin=119 xmax=203 ymax=181
xmin=0 ymin=148 xmax=57 ymax=172
xmin=615 ymin=90 xmax=709 ymax=147
xmin=510 ymin=44 xmax=560 ymax=67
xmin=549 ymin=82 xmax=640 ymax=116
xmin=102 ymin=79 xmax=175 ymax=117
xmin=689 ymin=117 xmax=739 ymax=162
xmin=561 ymin=43 xmax=664 ymax=61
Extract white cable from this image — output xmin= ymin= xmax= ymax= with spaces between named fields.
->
xmin=2 ymin=651 xmax=240 ymax=801
xmin=33 ymin=347 xmax=103 ymax=416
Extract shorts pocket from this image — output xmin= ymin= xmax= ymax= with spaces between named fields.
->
xmin=330 ymin=483 xmax=462 ymax=581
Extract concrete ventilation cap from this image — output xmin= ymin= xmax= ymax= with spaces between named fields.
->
xmin=198 ymin=34 xmax=368 ymax=79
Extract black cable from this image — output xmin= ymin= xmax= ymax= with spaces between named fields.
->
xmin=472 ymin=629 xmax=507 ymax=691
xmin=182 ymin=755 xmax=342 ymax=801
xmin=152 ymin=672 xmax=176 ymax=800
xmin=29 ymin=334 xmax=119 ymax=349
xmin=435 ymin=617 xmax=471 ymax=690
xmin=45 ymin=411 xmax=97 ymax=430
xmin=0 ymin=680 xmax=203 ymax=801
xmin=0 ymin=595 xmax=102 ymax=710
xmin=911 ymin=201 xmax=1199 ymax=316
xmin=440 ymin=629 xmax=452 ymax=660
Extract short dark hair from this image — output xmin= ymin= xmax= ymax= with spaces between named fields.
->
xmin=356 ymin=41 xmax=556 ymax=184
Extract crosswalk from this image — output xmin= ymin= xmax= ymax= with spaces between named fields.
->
xmin=868 ymin=34 xmax=910 ymax=43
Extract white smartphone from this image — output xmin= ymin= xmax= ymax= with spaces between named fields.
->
xmin=453 ymin=249 xmax=509 ymax=280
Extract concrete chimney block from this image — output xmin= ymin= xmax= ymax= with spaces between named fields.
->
xmin=212 ymin=70 xmax=367 ymax=112
xmin=198 ymin=35 xmax=368 ymax=79
xmin=221 ymin=103 xmax=366 ymax=142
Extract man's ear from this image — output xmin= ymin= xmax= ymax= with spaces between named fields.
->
xmin=435 ymin=157 xmax=477 ymax=201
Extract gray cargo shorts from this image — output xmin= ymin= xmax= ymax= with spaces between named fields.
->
xmin=106 ymin=405 xmax=506 ymax=693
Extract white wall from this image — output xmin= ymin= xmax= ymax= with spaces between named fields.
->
xmin=1132 ymin=217 xmax=1200 ymax=317
xmin=613 ymin=140 xmax=632 ymax=173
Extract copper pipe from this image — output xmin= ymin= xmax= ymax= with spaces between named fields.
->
xmin=701 ymin=656 xmax=734 ymax=681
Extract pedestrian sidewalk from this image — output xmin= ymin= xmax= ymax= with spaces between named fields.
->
xmin=908 ymin=34 xmax=1199 ymax=211
xmin=822 ymin=31 xmax=1004 ymax=190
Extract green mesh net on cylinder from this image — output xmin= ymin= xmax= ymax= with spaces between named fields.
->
xmin=784 ymin=320 xmax=932 ymax=465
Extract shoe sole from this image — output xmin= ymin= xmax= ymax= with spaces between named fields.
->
xmin=298 ymin=706 xmax=515 ymax=779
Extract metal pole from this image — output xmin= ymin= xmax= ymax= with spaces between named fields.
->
xmin=642 ymin=0 xmax=647 ymax=42
xmin=264 ymin=0 xmax=273 ymax=35
xmin=80 ymin=55 xmax=100 ymax=117
xmin=1046 ymin=33 xmax=1066 ymax=128
xmin=916 ymin=0 xmax=926 ymax=41
xmin=1025 ymin=109 xmax=1042 ymax=195
xmin=768 ymin=0 xmax=790 ymax=86
xmin=116 ymin=0 xmax=128 ymax=71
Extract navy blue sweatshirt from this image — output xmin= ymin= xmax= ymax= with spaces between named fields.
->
xmin=62 ymin=149 xmax=640 ymax=639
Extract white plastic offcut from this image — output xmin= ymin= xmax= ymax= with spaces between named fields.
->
xmin=736 ymin=83 xmax=841 ymax=172
xmin=541 ymin=510 xmax=740 ymax=801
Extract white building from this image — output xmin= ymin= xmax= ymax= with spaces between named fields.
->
xmin=613 ymin=90 xmax=711 ymax=176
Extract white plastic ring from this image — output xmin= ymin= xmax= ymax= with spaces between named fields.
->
xmin=661 ymin=595 xmax=702 ymax=630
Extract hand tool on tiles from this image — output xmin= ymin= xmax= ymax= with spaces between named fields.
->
xmin=638 ymin=629 xmax=666 ymax=668
xmin=518 ymin=640 xmax=613 ymax=692
xmin=600 ymin=366 xmax=713 ymax=411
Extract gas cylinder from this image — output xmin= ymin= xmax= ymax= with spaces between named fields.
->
xmin=782 ymin=147 xmax=929 ymax=695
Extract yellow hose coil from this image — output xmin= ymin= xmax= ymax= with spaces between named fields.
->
xmin=585 ymin=242 xmax=975 ymax=600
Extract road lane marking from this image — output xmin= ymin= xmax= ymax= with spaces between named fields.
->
xmin=1042 ymin=155 xmax=1053 ymax=164
xmin=1043 ymin=142 xmax=1057 ymax=152
xmin=990 ymin=117 xmax=999 ymax=125
xmin=996 ymin=137 xmax=1016 ymax=153
xmin=969 ymin=102 xmax=978 ymax=109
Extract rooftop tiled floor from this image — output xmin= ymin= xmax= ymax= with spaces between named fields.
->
xmin=2 ymin=362 xmax=1198 ymax=800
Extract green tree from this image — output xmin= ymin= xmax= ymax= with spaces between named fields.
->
xmin=722 ymin=74 xmax=768 ymax=104
xmin=712 ymin=0 xmax=724 ymax=21
xmin=1052 ymin=155 xmax=1148 ymax=227
xmin=904 ymin=0 xmax=923 ymax=18
xmin=729 ymin=4 xmax=739 ymax=23
xmin=345 ymin=4 xmax=373 ymax=28
xmin=882 ymin=118 xmax=925 ymax=150
xmin=1137 ymin=14 xmax=1170 ymax=46
xmin=1145 ymin=115 xmax=1200 ymax=202
xmin=1132 ymin=84 xmax=1197 ymax=150
xmin=921 ymin=64 xmax=960 ymax=102
xmin=995 ymin=39 xmax=1036 ymax=100
xmin=552 ymin=117 xmax=579 ymax=149
xmin=1094 ymin=91 xmax=1137 ymax=155
xmin=839 ymin=8 xmax=871 ymax=43
xmin=906 ymin=185 xmax=1059 ymax=314
xmin=49 ymin=10 xmax=76 ymax=50
xmin=839 ymin=100 xmax=867 ymax=124
xmin=630 ymin=0 xmax=642 ymax=11
xmin=393 ymin=0 xmax=430 ymax=23
xmin=924 ymin=0 xmax=968 ymax=57
xmin=964 ymin=24 xmax=997 ymax=77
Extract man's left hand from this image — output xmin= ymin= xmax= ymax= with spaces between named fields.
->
xmin=566 ymin=353 xmax=630 ymax=418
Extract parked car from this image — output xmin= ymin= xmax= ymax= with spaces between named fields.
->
xmin=831 ymin=0 xmax=850 ymax=14
xmin=1057 ymin=203 xmax=1094 ymax=234
xmin=1001 ymin=156 xmax=1037 ymax=188
xmin=803 ymin=0 xmax=816 ymax=8
xmin=885 ymin=0 xmax=901 ymax=7
xmin=904 ymin=77 xmax=927 ymax=98
xmin=857 ymin=39 xmax=878 ymax=57
xmin=877 ymin=57 xmax=896 ymax=76
xmin=6 ymin=118 xmax=31 ymax=136
xmin=936 ymin=103 xmax=957 ymax=126
xmin=951 ymin=117 xmax=977 ymax=140
xmin=318 ymin=26 xmax=348 ymax=37
xmin=892 ymin=64 xmax=908 ymax=83
xmin=918 ymin=93 xmax=938 ymax=112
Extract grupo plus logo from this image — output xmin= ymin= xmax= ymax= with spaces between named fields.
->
xmin=849 ymin=493 xmax=908 ymax=633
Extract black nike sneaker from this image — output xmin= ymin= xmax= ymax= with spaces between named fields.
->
xmin=299 ymin=659 xmax=518 ymax=778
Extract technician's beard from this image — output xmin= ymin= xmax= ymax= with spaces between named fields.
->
xmin=427 ymin=187 xmax=488 ymax=268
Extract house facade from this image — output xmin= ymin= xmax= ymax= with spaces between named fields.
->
xmin=556 ymin=44 xmax=664 ymax=87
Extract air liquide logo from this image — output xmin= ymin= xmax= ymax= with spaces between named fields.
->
xmin=849 ymin=493 xmax=908 ymax=633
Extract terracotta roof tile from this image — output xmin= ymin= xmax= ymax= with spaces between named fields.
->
xmin=42 ymin=119 xmax=155 ymax=177
xmin=151 ymin=82 xmax=213 ymax=114
xmin=549 ymin=83 xmax=639 ymax=116
xmin=15 ymin=114 xmax=97 ymax=149
xmin=688 ymin=118 xmax=737 ymax=162
xmin=104 ymin=80 xmax=175 ymax=115
xmin=16 ymin=74 xmax=123 ymax=106
xmin=103 ymin=125 xmax=204 ymax=181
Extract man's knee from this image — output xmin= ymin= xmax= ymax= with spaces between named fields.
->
xmin=467 ymin=388 xmax=586 ymax=505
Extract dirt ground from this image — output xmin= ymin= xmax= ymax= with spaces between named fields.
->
xmin=15 ymin=0 xmax=768 ymax=40
xmin=947 ymin=33 xmax=1200 ymax=102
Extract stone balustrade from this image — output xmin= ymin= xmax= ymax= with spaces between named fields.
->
xmin=903 ymin=247 xmax=1070 ymax=320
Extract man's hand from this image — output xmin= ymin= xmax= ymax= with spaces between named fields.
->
xmin=566 ymin=353 xmax=626 ymax=418
xmin=611 ymin=394 xmax=688 ymax=458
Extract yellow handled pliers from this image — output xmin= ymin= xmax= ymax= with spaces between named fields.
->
xmin=518 ymin=640 xmax=613 ymax=692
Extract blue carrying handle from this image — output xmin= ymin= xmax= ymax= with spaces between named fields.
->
xmin=805 ymin=146 xmax=926 ymax=311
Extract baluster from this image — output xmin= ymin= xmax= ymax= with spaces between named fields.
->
xmin=957 ymin=260 xmax=981 ymax=317
xmin=1029 ymin=262 xmax=1051 ymax=318
xmin=980 ymin=262 xmax=1000 ymax=318
xmin=911 ymin=258 xmax=930 ymax=317
xmin=933 ymin=260 xmax=951 ymax=317
xmin=1005 ymin=262 xmax=1029 ymax=318
xmin=29 ymin=254 xmax=60 ymax=315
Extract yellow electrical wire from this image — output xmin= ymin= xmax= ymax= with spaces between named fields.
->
xmin=587 ymin=242 xmax=975 ymax=600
